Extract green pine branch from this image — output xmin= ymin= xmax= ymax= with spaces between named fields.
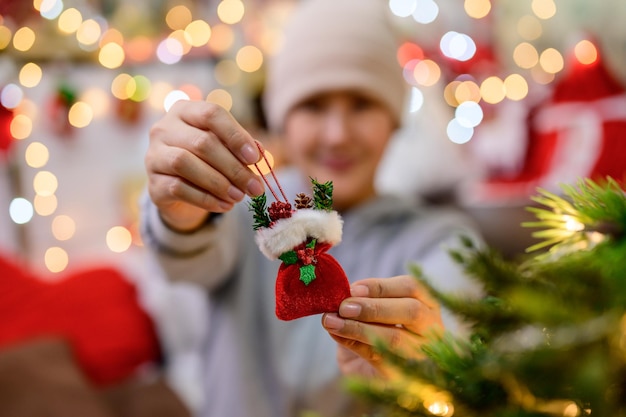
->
xmin=248 ymin=194 xmax=271 ymax=230
xmin=311 ymin=178 xmax=334 ymax=211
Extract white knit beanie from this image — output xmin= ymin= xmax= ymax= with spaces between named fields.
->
xmin=263 ymin=0 xmax=407 ymax=133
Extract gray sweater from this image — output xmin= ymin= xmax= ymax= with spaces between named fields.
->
xmin=140 ymin=167 xmax=481 ymax=417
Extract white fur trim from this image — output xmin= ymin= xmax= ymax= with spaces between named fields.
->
xmin=254 ymin=209 xmax=343 ymax=260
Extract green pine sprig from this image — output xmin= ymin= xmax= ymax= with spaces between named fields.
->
xmin=311 ymin=178 xmax=334 ymax=211
xmin=523 ymin=177 xmax=626 ymax=256
xmin=248 ymin=194 xmax=271 ymax=230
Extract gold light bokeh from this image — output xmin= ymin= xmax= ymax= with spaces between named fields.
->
xmin=68 ymin=101 xmax=94 ymax=128
xmin=539 ymin=47 xmax=564 ymax=74
xmin=206 ymin=89 xmax=233 ymax=111
xmin=58 ymin=8 xmax=83 ymax=34
xmin=504 ymin=73 xmax=529 ymax=101
xmin=236 ymin=45 xmax=264 ymax=72
xmin=185 ymin=20 xmax=211 ymax=47
xmin=531 ymin=0 xmax=557 ymax=20
xmin=106 ymin=226 xmax=133 ymax=253
xmin=413 ymin=59 xmax=441 ymax=87
xmin=480 ymin=76 xmax=506 ymax=104
xmin=207 ymin=24 xmax=234 ymax=53
xmin=166 ymin=5 xmax=193 ymax=31
xmin=34 ymin=194 xmax=58 ymax=216
xmin=111 ymin=73 xmax=133 ymax=100
xmin=33 ymin=171 xmax=58 ymax=197
xmin=0 ymin=25 xmax=12 ymax=50
xmin=455 ymin=80 xmax=481 ymax=104
xmin=217 ymin=0 xmax=245 ymax=25
xmin=52 ymin=215 xmax=76 ymax=241
xmin=248 ymin=150 xmax=275 ymax=176
xmin=13 ymin=27 xmax=36 ymax=52
xmin=10 ymin=114 xmax=33 ymax=139
xmin=513 ymin=42 xmax=539 ymax=69
xmin=99 ymin=42 xmax=125 ymax=69
xmin=464 ymin=0 xmax=491 ymax=19
xmin=45 ymin=246 xmax=69 ymax=273
xmin=25 ymin=141 xmax=49 ymax=168
xmin=19 ymin=62 xmax=43 ymax=88
xmin=76 ymin=19 xmax=102 ymax=46
xmin=574 ymin=40 xmax=598 ymax=65
xmin=81 ymin=87 xmax=111 ymax=118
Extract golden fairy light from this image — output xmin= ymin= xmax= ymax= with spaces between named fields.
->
xmin=68 ymin=101 xmax=94 ymax=128
xmin=111 ymin=73 xmax=133 ymax=99
xmin=25 ymin=141 xmax=49 ymax=168
xmin=513 ymin=42 xmax=539 ymax=69
xmin=13 ymin=26 xmax=36 ymax=52
xmin=166 ymin=5 xmax=192 ymax=31
xmin=464 ymin=0 xmax=491 ymax=19
xmin=504 ymin=74 xmax=529 ymax=101
xmin=126 ymin=36 xmax=153 ymax=62
xmin=236 ymin=45 xmax=264 ymax=72
xmin=185 ymin=20 xmax=211 ymax=47
xmin=10 ymin=114 xmax=32 ymax=139
xmin=455 ymin=80 xmax=481 ymax=104
xmin=169 ymin=29 xmax=192 ymax=55
xmin=52 ymin=215 xmax=76 ymax=241
xmin=33 ymin=171 xmax=58 ymax=197
xmin=413 ymin=59 xmax=441 ymax=87
xmin=34 ymin=194 xmax=57 ymax=216
xmin=99 ymin=42 xmax=125 ymax=69
xmin=531 ymin=0 xmax=557 ymax=20
xmin=106 ymin=226 xmax=132 ymax=253
xmin=207 ymin=24 xmax=234 ymax=53
xmin=80 ymin=87 xmax=110 ymax=118
xmin=480 ymin=76 xmax=506 ymax=104
xmin=58 ymin=8 xmax=83 ymax=34
xmin=206 ymin=89 xmax=233 ymax=111
xmin=19 ymin=62 xmax=43 ymax=88
xmin=76 ymin=19 xmax=102 ymax=46
xmin=574 ymin=40 xmax=598 ymax=65
xmin=148 ymin=81 xmax=173 ymax=110
xmin=248 ymin=150 xmax=274 ymax=176
xmin=44 ymin=246 xmax=69 ymax=273
xmin=217 ymin=0 xmax=245 ymax=25
xmin=530 ymin=65 xmax=555 ymax=85
xmin=539 ymin=48 xmax=564 ymax=74
xmin=0 ymin=25 xmax=11 ymax=49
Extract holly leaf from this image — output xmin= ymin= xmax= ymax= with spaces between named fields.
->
xmin=299 ymin=264 xmax=316 ymax=285
xmin=279 ymin=250 xmax=298 ymax=265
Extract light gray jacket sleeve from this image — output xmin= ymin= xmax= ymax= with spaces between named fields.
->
xmin=140 ymin=192 xmax=240 ymax=290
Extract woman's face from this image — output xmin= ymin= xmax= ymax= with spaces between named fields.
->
xmin=283 ymin=90 xmax=396 ymax=212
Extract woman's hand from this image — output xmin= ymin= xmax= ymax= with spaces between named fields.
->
xmin=322 ymin=275 xmax=443 ymax=378
xmin=145 ymin=100 xmax=265 ymax=232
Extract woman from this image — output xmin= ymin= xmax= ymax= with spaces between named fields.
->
xmin=141 ymin=0 xmax=480 ymax=415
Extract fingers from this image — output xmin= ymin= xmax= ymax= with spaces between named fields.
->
xmin=351 ymin=275 xmax=439 ymax=309
xmin=323 ymin=313 xmax=427 ymax=360
xmin=146 ymin=100 xmax=267 ymax=216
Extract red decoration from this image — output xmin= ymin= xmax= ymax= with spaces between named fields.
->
xmin=0 ymin=105 xmax=14 ymax=156
xmin=0 ymin=254 xmax=161 ymax=386
xmin=275 ymin=241 xmax=351 ymax=321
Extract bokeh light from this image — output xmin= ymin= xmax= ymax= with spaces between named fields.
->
xmin=13 ymin=27 xmax=36 ymax=52
xmin=106 ymin=226 xmax=132 ymax=252
xmin=149 ymin=82 xmax=173 ymax=110
xmin=409 ymin=87 xmax=424 ymax=113
xmin=447 ymin=119 xmax=474 ymax=144
xmin=480 ymin=76 xmax=506 ymax=104
xmin=99 ymin=42 xmax=125 ymax=69
xmin=40 ymin=0 xmax=64 ymax=20
xmin=1 ymin=83 xmax=24 ymax=109
xmin=517 ymin=15 xmax=542 ymax=40
xmin=412 ymin=0 xmax=438 ymax=24
xmin=440 ymin=32 xmax=476 ymax=61
xmin=185 ymin=20 xmax=211 ymax=47
xmin=166 ymin=5 xmax=192 ymax=31
xmin=0 ymin=25 xmax=12 ymax=50
xmin=45 ymin=246 xmax=69 ymax=273
xmin=504 ymin=73 xmax=529 ymax=100
xmin=52 ymin=215 xmax=76 ymax=241
xmin=513 ymin=42 xmax=539 ymax=69
xmin=455 ymin=100 xmax=483 ymax=127
xmin=455 ymin=80 xmax=481 ymax=104
xmin=81 ymin=87 xmax=111 ymax=118
xmin=531 ymin=0 xmax=557 ymax=20
xmin=575 ymin=40 xmax=598 ymax=65
xmin=539 ymin=47 xmax=564 ymax=74
xmin=164 ymin=90 xmax=190 ymax=112
xmin=9 ymin=197 xmax=34 ymax=224
xmin=68 ymin=101 xmax=94 ymax=128
xmin=25 ymin=142 xmax=49 ymax=168
xmin=157 ymin=37 xmax=184 ymax=64
xmin=389 ymin=0 xmax=416 ymax=17
xmin=10 ymin=114 xmax=32 ymax=139
xmin=33 ymin=171 xmax=58 ymax=196
xmin=413 ymin=60 xmax=441 ymax=87
xmin=207 ymin=24 xmax=234 ymax=54
xmin=217 ymin=0 xmax=245 ymax=25
xmin=249 ymin=150 xmax=274 ymax=176
xmin=34 ymin=194 xmax=57 ymax=216
xmin=464 ymin=0 xmax=491 ymax=19
xmin=206 ymin=89 xmax=233 ymax=111
xmin=19 ymin=62 xmax=43 ymax=88
xmin=236 ymin=45 xmax=263 ymax=72
xmin=76 ymin=19 xmax=102 ymax=46
xmin=58 ymin=7 xmax=82 ymax=34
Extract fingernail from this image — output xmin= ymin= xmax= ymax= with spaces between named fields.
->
xmin=323 ymin=314 xmax=344 ymax=330
xmin=339 ymin=302 xmax=361 ymax=318
xmin=240 ymin=143 xmax=259 ymax=164
xmin=351 ymin=285 xmax=369 ymax=297
xmin=218 ymin=201 xmax=234 ymax=211
xmin=247 ymin=178 xmax=264 ymax=196
xmin=227 ymin=186 xmax=245 ymax=201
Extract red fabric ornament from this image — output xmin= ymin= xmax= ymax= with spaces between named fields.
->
xmin=249 ymin=156 xmax=351 ymax=321
xmin=0 ymin=254 xmax=161 ymax=386
xmin=275 ymin=240 xmax=350 ymax=321
xmin=0 ymin=105 xmax=14 ymax=156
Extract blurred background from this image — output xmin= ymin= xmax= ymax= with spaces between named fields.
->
xmin=1 ymin=0 xmax=626 ymax=415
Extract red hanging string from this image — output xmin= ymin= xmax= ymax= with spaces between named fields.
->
xmin=254 ymin=142 xmax=288 ymax=203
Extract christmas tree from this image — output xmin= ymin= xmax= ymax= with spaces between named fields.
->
xmin=349 ymin=177 xmax=626 ymax=417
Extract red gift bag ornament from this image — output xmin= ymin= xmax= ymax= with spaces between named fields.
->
xmin=249 ymin=148 xmax=351 ymax=321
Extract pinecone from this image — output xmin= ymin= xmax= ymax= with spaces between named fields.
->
xmin=268 ymin=201 xmax=293 ymax=222
xmin=294 ymin=193 xmax=313 ymax=209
